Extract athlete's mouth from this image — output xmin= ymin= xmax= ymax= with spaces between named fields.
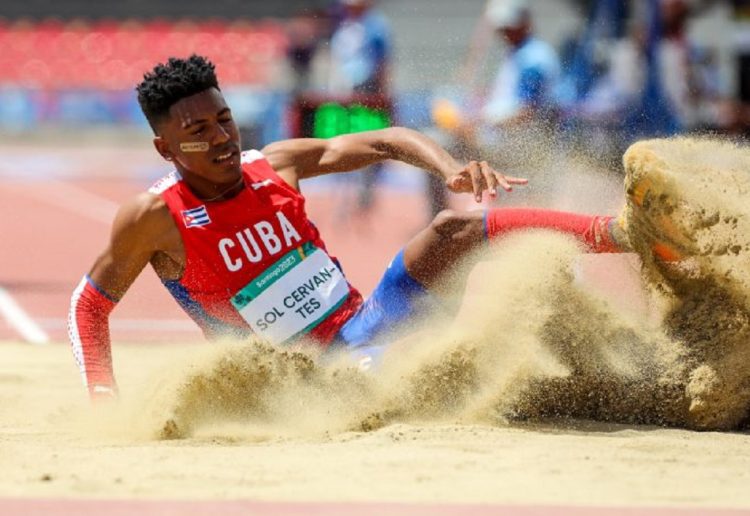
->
xmin=213 ymin=150 xmax=238 ymax=164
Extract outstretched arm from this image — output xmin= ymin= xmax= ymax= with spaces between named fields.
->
xmin=68 ymin=193 xmax=170 ymax=400
xmin=261 ymin=127 xmax=527 ymax=202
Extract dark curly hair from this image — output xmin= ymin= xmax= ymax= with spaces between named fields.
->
xmin=136 ymin=54 xmax=220 ymax=132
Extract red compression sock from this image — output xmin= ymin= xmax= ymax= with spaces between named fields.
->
xmin=485 ymin=208 xmax=621 ymax=253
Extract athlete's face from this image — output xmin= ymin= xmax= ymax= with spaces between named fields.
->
xmin=343 ymin=2 xmax=370 ymax=18
xmin=154 ymin=87 xmax=242 ymax=187
xmin=497 ymin=21 xmax=530 ymax=48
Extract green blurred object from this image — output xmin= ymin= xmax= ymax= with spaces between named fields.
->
xmin=313 ymin=102 xmax=391 ymax=138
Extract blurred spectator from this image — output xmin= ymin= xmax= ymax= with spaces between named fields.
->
xmin=734 ymin=0 xmax=750 ymax=106
xmin=328 ymin=0 xmax=392 ymax=213
xmin=557 ymin=0 xmax=630 ymax=112
xmin=728 ymin=0 xmax=750 ymax=134
xmin=655 ymin=0 xmax=713 ymax=130
xmin=285 ymin=9 xmax=329 ymax=93
xmin=328 ymin=0 xmax=391 ymax=95
xmin=579 ymin=0 xmax=726 ymax=138
xmin=480 ymin=0 xmax=561 ymax=129
xmin=446 ymin=0 xmax=562 ymax=166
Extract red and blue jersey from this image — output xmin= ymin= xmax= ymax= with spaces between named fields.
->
xmin=149 ymin=150 xmax=363 ymax=346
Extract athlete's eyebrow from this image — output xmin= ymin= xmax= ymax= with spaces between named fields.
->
xmin=181 ymin=108 xmax=231 ymax=129
xmin=181 ymin=118 xmax=206 ymax=129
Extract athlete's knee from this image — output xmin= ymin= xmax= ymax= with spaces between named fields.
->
xmin=429 ymin=209 xmax=483 ymax=241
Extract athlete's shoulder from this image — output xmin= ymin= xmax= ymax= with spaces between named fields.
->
xmin=113 ymin=191 xmax=173 ymax=239
xmin=241 ymin=148 xmax=299 ymax=189
xmin=148 ymin=170 xmax=181 ymax=195
xmin=98 ymin=192 xmax=177 ymax=264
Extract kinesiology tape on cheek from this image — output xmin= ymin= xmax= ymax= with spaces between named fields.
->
xmin=180 ymin=142 xmax=210 ymax=152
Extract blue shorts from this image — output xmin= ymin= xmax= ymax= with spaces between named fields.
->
xmin=329 ymin=248 xmax=440 ymax=368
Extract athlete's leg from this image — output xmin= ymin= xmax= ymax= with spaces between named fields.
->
xmin=336 ymin=248 xmax=439 ymax=348
xmin=332 ymin=207 xmax=628 ymax=365
xmin=404 ymin=207 xmax=628 ymax=288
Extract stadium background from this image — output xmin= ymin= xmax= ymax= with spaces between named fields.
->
xmin=0 ymin=0 xmax=736 ymax=135
xmin=1 ymin=1 xmax=750 ymax=514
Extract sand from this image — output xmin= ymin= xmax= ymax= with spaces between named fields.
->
xmin=622 ymin=138 xmax=750 ymax=430
xmin=0 ymin=342 xmax=748 ymax=506
xmin=2 ymin=228 xmax=750 ymax=507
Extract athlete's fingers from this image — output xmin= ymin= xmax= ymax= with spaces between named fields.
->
xmin=495 ymin=172 xmax=513 ymax=192
xmin=479 ymin=161 xmax=499 ymax=198
xmin=467 ymin=161 xmax=484 ymax=202
xmin=505 ymin=175 xmax=529 ymax=185
xmin=446 ymin=172 xmax=468 ymax=192
xmin=496 ymin=173 xmax=528 ymax=192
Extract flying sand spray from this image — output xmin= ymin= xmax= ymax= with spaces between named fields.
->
xmin=109 ymin=137 xmax=750 ymax=439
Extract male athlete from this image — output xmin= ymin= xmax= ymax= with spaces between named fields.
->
xmin=68 ymin=55 xmax=628 ymax=400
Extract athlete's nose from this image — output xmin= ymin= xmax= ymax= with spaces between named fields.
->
xmin=212 ymin=121 xmax=231 ymax=145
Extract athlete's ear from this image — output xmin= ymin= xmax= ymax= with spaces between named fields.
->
xmin=153 ymin=136 xmax=174 ymax=162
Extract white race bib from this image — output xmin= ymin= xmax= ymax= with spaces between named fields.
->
xmin=230 ymin=242 xmax=350 ymax=344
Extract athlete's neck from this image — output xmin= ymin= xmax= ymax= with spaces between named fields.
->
xmin=179 ymin=170 xmax=245 ymax=202
xmin=196 ymin=177 xmax=245 ymax=202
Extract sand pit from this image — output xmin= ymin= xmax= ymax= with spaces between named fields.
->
xmin=2 ymin=229 xmax=750 ymax=507
xmin=1 ymin=339 xmax=750 ymax=507
xmin=3 ymin=137 xmax=750 ymax=509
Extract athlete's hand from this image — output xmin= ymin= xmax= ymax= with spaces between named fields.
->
xmin=445 ymin=161 xmax=528 ymax=202
xmin=89 ymin=384 xmax=118 ymax=404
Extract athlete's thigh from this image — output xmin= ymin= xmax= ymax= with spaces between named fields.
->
xmin=336 ymin=248 xmax=441 ymax=349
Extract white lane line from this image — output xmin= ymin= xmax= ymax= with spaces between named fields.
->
xmin=0 ymin=287 xmax=50 ymax=345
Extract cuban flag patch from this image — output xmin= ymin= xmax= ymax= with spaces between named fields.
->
xmin=182 ymin=205 xmax=211 ymax=228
